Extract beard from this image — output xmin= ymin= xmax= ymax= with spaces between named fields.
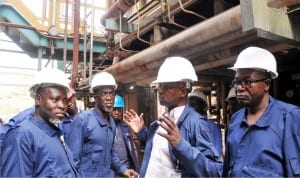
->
xmin=103 ymin=106 xmax=113 ymax=113
xmin=49 ymin=117 xmax=63 ymax=125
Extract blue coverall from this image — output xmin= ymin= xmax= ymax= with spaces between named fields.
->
xmin=207 ymin=119 xmax=222 ymax=155
xmin=0 ymin=116 xmax=78 ymax=177
xmin=0 ymin=107 xmax=34 ymax=147
xmin=223 ymin=96 xmax=300 ymax=177
xmin=66 ymin=109 xmax=127 ymax=177
xmin=138 ymin=104 xmax=223 ymax=177
xmin=113 ymin=120 xmax=140 ymax=172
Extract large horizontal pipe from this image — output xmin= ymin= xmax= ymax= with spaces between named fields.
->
xmin=113 ymin=28 xmax=255 ymax=83
xmin=267 ymin=0 xmax=300 ymax=8
xmin=104 ymin=6 xmax=242 ymax=83
xmin=100 ymin=0 xmax=139 ymax=25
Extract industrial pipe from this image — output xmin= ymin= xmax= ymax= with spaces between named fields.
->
xmin=104 ymin=6 xmax=242 ymax=83
xmin=100 ymin=0 xmax=140 ymax=25
xmin=71 ymin=0 xmax=80 ymax=86
xmin=267 ymin=0 xmax=300 ymax=8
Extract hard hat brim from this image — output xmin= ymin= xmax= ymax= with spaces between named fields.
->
xmin=228 ymin=66 xmax=278 ymax=79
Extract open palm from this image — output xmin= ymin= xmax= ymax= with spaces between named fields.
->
xmin=123 ymin=109 xmax=144 ymax=134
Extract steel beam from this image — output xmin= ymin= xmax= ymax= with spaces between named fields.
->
xmin=241 ymin=0 xmax=300 ymax=43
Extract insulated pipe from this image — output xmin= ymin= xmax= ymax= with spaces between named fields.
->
xmin=104 ymin=6 xmax=242 ymax=82
xmin=63 ymin=0 xmax=69 ymax=72
xmin=100 ymin=0 xmax=139 ymax=25
xmin=71 ymin=0 xmax=80 ymax=86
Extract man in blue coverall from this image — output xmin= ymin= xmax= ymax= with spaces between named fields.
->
xmin=223 ymin=46 xmax=300 ymax=177
xmin=124 ymin=56 xmax=223 ymax=177
xmin=188 ymin=90 xmax=222 ymax=155
xmin=61 ymin=86 xmax=81 ymax=139
xmin=66 ymin=71 xmax=138 ymax=177
xmin=0 ymin=69 xmax=78 ymax=177
xmin=112 ymin=95 xmax=140 ymax=174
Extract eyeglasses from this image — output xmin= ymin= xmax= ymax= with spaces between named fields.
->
xmin=94 ymin=92 xmax=116 ymax=98
xmin=231 ymin=78 xmax=269 ymax=88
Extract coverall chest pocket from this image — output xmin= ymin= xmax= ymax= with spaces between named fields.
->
xmin=81 ymin=145 xmax=104 ymax=170
xmin=242 ymin=165 xmax=280 ymax=177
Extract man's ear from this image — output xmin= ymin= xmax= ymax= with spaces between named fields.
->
xmin=35 ymin=94 xmax=42 ymax=106
xmin=180 ymin=87 xmax=188 ymax=97
xmin=264 ymin=79 xmax=271 ymax=91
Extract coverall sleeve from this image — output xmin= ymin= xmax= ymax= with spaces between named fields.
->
xmin=283 ymin=108 xmax=300 ymax=177
xmin=1 ymin=130 xmax=34 ymax=177
xmin=222 ymin=139 xmax=231 ymax=176
xmin=174 ymin=121 xmax=223 ymax=177
xmin=65 ymin=114 xmax=85 ymax=168
xmin=137 ymin=126 xmax=148 ymax=146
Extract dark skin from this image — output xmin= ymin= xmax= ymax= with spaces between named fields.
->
xmin=111 ymin=107 xmax=123 ymax=121
xmin=93 ymin=86 xmax=115 ymax=124
xmin=234 ymin=69 xmax=271 ymax=125
xmin=124 ymin=82 xmax=187 ymax=147
xmin=35 ymin=86 xmax=68 ymax=126
xmin=66 ymin=95 xmax=78 ymax=118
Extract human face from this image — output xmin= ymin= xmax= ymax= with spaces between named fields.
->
xmin=233 ymin=69 xmax=270 ymax=107
xmin=93 ymin=87 xmax=116 ymax=113
xmin=111 ymin=107 xmax=123 ymax=120
xmin=67 ymin=95 xmax=78 ymax=117
xmin=158 ymin=82 xmax=187 ymax=110
xmin=35 ymin=87 xmax=68 ymax=125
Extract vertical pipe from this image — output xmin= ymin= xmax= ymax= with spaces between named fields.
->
xmin=83 ymin=0 xmax=87 ymax=80
xmin=72 ymin=0 xmax=80 ymax=86
xmin=37 ymin=47 xmax=43 ymax=71
xmin=89 ymin=0 xmax=95 ymax=83
xmin=63 ymin=0 xmax=69 ymax=72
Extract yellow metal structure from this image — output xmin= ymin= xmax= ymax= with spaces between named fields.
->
xmin=2 ymin=0 xmax=106 ymax=36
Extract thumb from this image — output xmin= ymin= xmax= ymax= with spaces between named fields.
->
xmin=139 ymin=113 xmax=144 ymax=118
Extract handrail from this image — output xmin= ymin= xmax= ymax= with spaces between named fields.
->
xmin=1 ymin=0 xmax=104 ymax=36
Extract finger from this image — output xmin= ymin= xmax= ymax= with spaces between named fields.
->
xmin=139 ymin=113 xmax=144 ymax=119
xmin=123 ymin=119 xmax=130 ymax=124
xmin=129 ymin=109 xmax=137 ymax=115
xmin=125 ymin=111 xmax=134 ymax=119
xmin=157 ymin=120 xmax=170 ymax=133
xmin=123 ymin=113 xmax=133 ymax=122
xmin=156 ymin=130 xmax=169 ymax=139
xmin=159 ymin=116 xmax=174 ymax=128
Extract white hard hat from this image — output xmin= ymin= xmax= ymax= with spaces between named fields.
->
xmin=188 ymin=90 xmax=207 ymax=106
xmin=153 ymin=56 xmax=198 ymax=83
xmin=29 ymin=68 xmax=70 ymax=98
xmin=229 ymin=47 xmax=278 ymax=79
xmin=90 ymin=71 xmax=117 ymax=92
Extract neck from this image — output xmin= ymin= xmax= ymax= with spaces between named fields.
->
xmin=246 ymin=94 xmax=270 ymax=125
xmin=95 ymin=107 xmax=110 ymax=123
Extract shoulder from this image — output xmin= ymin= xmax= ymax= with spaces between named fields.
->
xmin=4 ymin=120 xmax=35 ymax=143
xmin=228 ymin=108 xmax=245 ymax=127
xmin=271 ymin=97 xmax=299 ymax=113
xmin=184 ymin=105 xmax=207 ymax=121
xmin=181 ymin=106 xmax=211 ymax=133
xmin=73 ymin=110 xmax=92 ymax=123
